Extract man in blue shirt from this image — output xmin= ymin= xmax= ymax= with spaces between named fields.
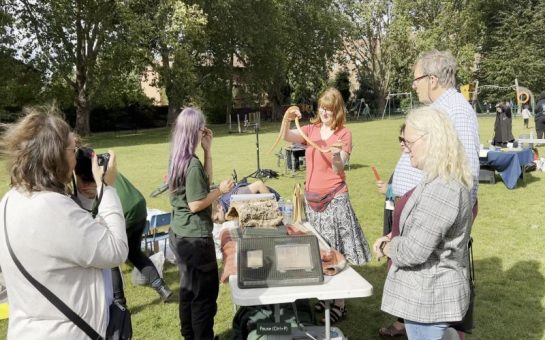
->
xmin=381 ymin=49 xmax=480 ymax=339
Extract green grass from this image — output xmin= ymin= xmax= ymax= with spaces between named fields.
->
xmin=1 ymin=114 xmax=544 ymax=339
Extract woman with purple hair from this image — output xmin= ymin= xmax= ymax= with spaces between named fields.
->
xmin=168 ymin=107 xmax=234 ymax=340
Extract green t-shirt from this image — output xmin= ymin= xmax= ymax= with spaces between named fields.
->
xmin=170 ymin=156 xmax=213 ymax=237
xmin=113 ymin=173 xmax=147 ymax=227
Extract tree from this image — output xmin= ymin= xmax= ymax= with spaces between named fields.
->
xmin=5 ymin=0 xmax=126 ymax=135
xmin=0 ymin=8 xmax=43 ymax=112
xmin=340 ymin=0 xmax=400 ymax=115
xmin=478 ymin=0 xmax=545 ymax=101
xmin=341 ymin=0 xmax=484 ymax=115
xmin=123 ymin=0 xmax=207 ymax=126
xmin=184 ymin=0 xmax=347 ymax=121
xmin=393 ymin=0 xmax=483 ymax=85
xmin=334 ymin=70 xmax=351 ymax=104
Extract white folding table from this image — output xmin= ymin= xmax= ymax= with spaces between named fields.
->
xmin=229 ymin=266 xmax=373 ymax=340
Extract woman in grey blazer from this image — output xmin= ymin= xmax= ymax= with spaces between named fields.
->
xmin=374 ymin=106 xmax=473 ymax=340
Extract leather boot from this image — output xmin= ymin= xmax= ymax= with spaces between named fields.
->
xmin=152 ymin=278 xmax=173 ymax=302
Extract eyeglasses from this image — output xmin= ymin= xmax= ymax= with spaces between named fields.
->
xmin=398 ymin=134 xmax=426 ymax=149
xmin=66 ymin=146 xmax=79 ymax=154
xmin=319 ymin=107 xmax=334 ymax=115
xmin=413 ymin=74 xmax=430 ymax=84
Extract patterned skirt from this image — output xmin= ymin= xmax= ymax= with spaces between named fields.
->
xmin=305 ymin=192 xmax=371 ymax=265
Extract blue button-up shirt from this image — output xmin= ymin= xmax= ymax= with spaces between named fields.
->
xmin=392 ymin=88 xmax=480 ymax=205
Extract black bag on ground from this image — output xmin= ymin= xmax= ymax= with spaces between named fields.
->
xmin=232 ymin=300 xmax=315 ymax=340
xmin=106 ymin=301 xmax=132 ymax=340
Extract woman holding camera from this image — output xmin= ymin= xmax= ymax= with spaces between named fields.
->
xmin=374 ymin=106 xmax=473 ymax=339
xmin=168 ymin=107 xmax=234 ymax=340
xmin=74 ymin=146 xmax=173 ymax=303
xmin=0 ymin=105 xmax=128 ymax=339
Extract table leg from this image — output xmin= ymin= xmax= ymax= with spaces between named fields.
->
xmin=291 ymin=149 xmax=296 ymax=176
xmin=274 ymin=304 xmax=280 ymax=323
xmin=324 ymin=300 xmax=331 ymax=340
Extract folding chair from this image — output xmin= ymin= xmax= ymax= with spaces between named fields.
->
xmin=144 ymin=209 xmax=171 ymax=256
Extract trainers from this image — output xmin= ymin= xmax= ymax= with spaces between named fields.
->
xmin=153 ymin=280 xmax=173 ymax=302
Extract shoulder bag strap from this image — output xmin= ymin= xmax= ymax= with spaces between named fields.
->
xmin=2 ymin=198 xmax=103 ymax=340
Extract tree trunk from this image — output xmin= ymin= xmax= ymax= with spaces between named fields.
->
xmin=376 ymin=92 xmax=387 ymax=119
xmin=75 ymin=98 xmax=91 ymax=135
xmin=159 ymin=49 xmax=181 ymax=127
xmin=269 ymin=79 xmax=288 ymax=121
xmin=226 ymin=52 xmax=234 ymax=124
xmin=167 ymin=100 xmax=181 ymax=126
xmin=165 ymin=78 xmax=184 ymax=126
xmin=74 ymin=74 xmax=91 ymax=135
xmin=271 ymin=100 xmax=283 ymax=121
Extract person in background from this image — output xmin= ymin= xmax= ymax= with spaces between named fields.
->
xmin=375 ymin=124 xmax=406 ymax=236
xmin=374 ymin=106 xmax=473 ymax=340
xmin=381 ymin=49 xmax=480 ymax=338
xmin=168 ymin=107 xmax=234 ymax=340
xmin=493 ymin=101 xmax=514 ymax=146
xmin=534 ymin=91 xmax=545 ymax=138
xmin=212 ymin=179 xmax=276 ymax=224
xmin=73 ymin=146 xmax=173 ymax=303
xmin=0 ymin=105 xmax=128 ymax=339
xmin=521 ymin=104 xmax=531 ymax=129
xmin=281 ymin=87 xmax=372 ymax=324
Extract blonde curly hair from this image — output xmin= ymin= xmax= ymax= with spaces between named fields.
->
xmin=405 ymin=106 xmax=473 ymax=190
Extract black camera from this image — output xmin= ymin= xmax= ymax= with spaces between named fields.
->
xmin=97 ymin=153 xmax=110 ymax=168
xmin=75 ymin=147 xmax=110 ymax=181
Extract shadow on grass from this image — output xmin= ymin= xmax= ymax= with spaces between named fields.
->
xmin=128 ymin=262 xmax=180 ymax=315
xmin=341 ymin=257 xmax=544 ymax=339
xmin=521 ymin=172 xmax=542 ymax=185
xmin=472 ymin=257 xmax=544 ymax=340
xmin=346 ymin=163 xmax=368 ymax=170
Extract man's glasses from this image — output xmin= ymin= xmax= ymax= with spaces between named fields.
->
xmin=398 ymin=134 xmax=427 ymax=149
xmin=413 ymin=74 xmax=430 ymax=84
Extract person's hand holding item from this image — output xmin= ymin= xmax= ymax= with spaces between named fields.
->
xmin=284 ymin=106 xmax=302 ymax=121
xmin=201 ymin=127 xmax=213 ymax=151
xmin=373 ymin=235 xmax=391 ymax=259
xmin=330 ymin=140 xmax=344 ymax=155
xmin=93 ymin=149 xmax=117 ymax=187
xmin=376 ymin=180 xmax=388 ymax=194
xmin=219 ymin=178 xmax=234 ymax=194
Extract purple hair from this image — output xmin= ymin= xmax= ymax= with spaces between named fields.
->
xmin=168 ymin=107 xmax=205 ymax=192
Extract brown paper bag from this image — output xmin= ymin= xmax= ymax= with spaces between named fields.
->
xmin=292 ymin=183 xmax=306 ymax=223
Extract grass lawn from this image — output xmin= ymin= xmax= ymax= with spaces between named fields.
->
xmin=1 ymin=114 xmax=544 ymax=339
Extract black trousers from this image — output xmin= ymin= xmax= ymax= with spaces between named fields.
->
xmin=535 ymin=116 xmax=545 ymax=139
xmin=169 ymin=230 xmax=219 ymax=340
xmin=112 ymin=218 xmax=161 ymax=300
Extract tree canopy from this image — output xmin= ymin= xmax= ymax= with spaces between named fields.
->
xmin=3 ymin=0 xmax=545 ymax=130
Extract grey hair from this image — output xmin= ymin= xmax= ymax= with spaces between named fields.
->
xmin=416 ymin=49 xmax=457 ymax=89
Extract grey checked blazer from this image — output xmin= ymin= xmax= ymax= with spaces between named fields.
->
xmin=381 ymin=176 xmax=472 ymax=323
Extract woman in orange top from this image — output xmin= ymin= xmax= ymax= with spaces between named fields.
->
xmin=281 ymin=87 xmax=371 ymax=323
